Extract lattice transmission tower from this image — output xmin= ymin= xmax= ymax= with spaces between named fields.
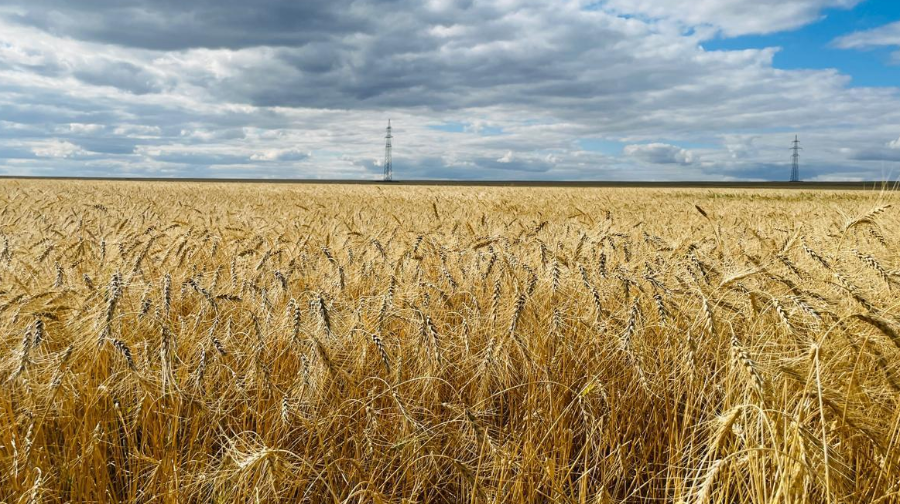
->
xmin=790 ymin=135 xmax=801 ymax=182
xmin=383 ymin=120 xmax=393 ymax=182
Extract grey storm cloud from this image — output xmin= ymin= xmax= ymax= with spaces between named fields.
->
xmin=73 ymin=61 xmax=164 ymax=95
xmin=0 ymin=0 xmax=840 ymax=117
xmin=0 ymin=0 xmax=898 ymax=180
xmin=5 ymin=0 xmax=369 ymax=51
xmin=848 ymin=148 xmax=900 ymax=162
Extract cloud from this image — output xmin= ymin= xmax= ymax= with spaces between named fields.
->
xmin=833 ymin=20 xmax=900 ymax=63
xmin=723 ymin=135 xmax=759 ymax=159
xmin=624 ymin=143 xmax=696 ymax=165
xmin=72 ymin=60 xmax=164 ymax=95
xmin=31 ymin=139 xmax=87 ymax=158
xmin=180 ymin=129 xmax=247 ymax=142
xmin=603 ymin=0 xmax=861 ymax=37
xmin=67 ymin=123 xmax=105 ymax=134
xmin=847 ymin=148 xmax=900 ymax=162
xmin=3 ymin=0 xmax=367 ymax=51
xmin=113 ymin=125 xmax=162 ymax=138
xmin=250 ymin=148 xmax=311 ymax=161
xmin=0 ymin=1 xmax=897 ymax=180
xmin=833 ymin=21 xmax=900 ymax=49
xmin=845 ymin=137 xmax=900 ymax=162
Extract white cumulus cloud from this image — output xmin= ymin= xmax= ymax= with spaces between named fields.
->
xmin=624 ymin=143 xmax=696 ymax=165
xmin=250 ymin=148 xmax=311 ymax=162
xmin=834 ymin=20 xmax=900 ymax=49
xmin=31 ymin=140 xmax=87 ymax=158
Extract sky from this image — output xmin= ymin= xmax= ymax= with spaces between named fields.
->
xmin=0 ymin=0 xmax=899 ymax=181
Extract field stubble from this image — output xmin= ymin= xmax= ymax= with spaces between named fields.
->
xmin=1 ymin=180 xmax=899 ymax=502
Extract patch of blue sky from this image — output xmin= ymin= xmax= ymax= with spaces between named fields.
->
xmin=702 ymin=0 xmax=900 ymax=88
xmin=474 ymin=125 xmax=504 ymax=136
xmin=576 ymin=138 xmax=623 ymax=155
xmin=428 ymin=122 xmax=466 ymax=133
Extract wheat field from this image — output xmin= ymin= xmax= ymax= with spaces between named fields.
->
xmin=1 ymin=180 xmax=899 ymax=503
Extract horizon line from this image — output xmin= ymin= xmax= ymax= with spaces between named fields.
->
xmin=1 ymin=175 xmax=897 ymax=190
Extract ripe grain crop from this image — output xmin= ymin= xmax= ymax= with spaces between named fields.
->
xmin=1 ymin=180 xmax=899 ymax=503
